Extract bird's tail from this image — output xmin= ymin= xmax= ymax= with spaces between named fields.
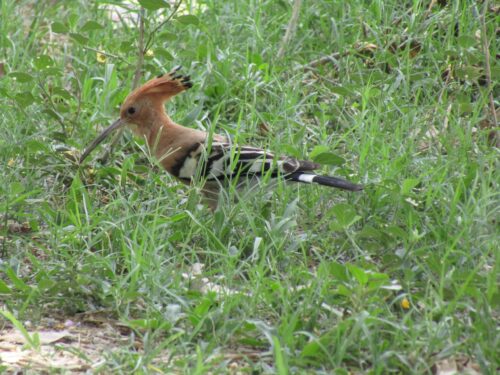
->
xmin=287 ymin=172 xmax=363 ymax=191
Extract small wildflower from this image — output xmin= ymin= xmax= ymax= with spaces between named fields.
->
xmin=7 ymin=158 xmax=15 ymax=167
xmin=62 ymin=150 xmax=80 ymax=162
xmin=405 ymin=197 xmax=419 ymax=207
xmin=401 ymin=297 xmax=410 ymax=310
xmin=145 ymin=49 xmax=154 ymax=57
xmin=96 ymin=52 xmax=106 ymax=63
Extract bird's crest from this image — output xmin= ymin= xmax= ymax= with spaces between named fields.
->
xmin=124 ymin=66 xmax=192 ymax=104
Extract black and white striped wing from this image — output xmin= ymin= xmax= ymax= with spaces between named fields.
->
xmin=200 ymin=143 xmax=362 ymax=191
xmin=171 ymin=141 xmax=363 ymax=191
xmin=173 ymin=142 xmax=306 ymax=183
xmin=204 ymin=143 xmax=283 ymax=181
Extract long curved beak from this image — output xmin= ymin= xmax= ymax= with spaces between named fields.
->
xmin=79 ymin=119 xmax=125 ymax=164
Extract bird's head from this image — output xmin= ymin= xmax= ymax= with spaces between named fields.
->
xmin=79 ymin=68 xmax=192 ymax=164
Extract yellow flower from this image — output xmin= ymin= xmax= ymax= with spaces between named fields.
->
xmin=145 ymin=49 xmax=154 ymax=57
xmin=96 ymin=52 xmax=106 ymax=63
xmin=401 ymin=297 xmax=410 ymax=310
xmin=8 ymin=158 xmax=15 ymax=167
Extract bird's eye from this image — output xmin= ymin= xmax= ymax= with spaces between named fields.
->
xmin=127 ymin=107 xmax=136 ymax=115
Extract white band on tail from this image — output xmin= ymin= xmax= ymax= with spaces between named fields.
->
xmin=297 ymin=174 xmax=316 ymax=183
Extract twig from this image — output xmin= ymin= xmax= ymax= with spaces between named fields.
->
xmin=81 ymin=46 xmax=123 ymax=60
xmin=1 ymin=206 xmax=8 ymax=258
xmin=100 ymin=8 xmax=145 ymax=164
xmin=296 ymin=52 xmax=343 ymax=71
xmin=132 ymin=8 xmax=146 ymax=90
xmin=277 ymin=0 xmax=302 ymax=59
xmin=479 ymin=0 xmax=498 ymax=126
xmin=437 ymin=64 xmax=452 ymax=104
xmin=143 ymin=0 xmax=183 ymax=53
xmin=69 ymin=68 xmax=83 ymax=138
xmin=37 ymin=79 xmax=67 ymax=137
xmin=425 ymin=0 xmax=438 ymax=16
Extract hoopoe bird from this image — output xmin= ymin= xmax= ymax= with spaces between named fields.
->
xmin=80 ymin=67 xmax=363 ymax=209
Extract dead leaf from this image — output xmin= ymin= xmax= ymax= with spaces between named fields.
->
xmin=0 ymin=220 xmax=32 ymax=234
xmin=433 ymin=358 xmax=458 ymax=375
xmin=258 ymin=122 xmax=270 ymax=136
xmin=62 ymin=149 xmax=80 ymax=162
xmin=441 ymin=65 xmax=453 ymax=82
xmin=0 ymin=330 xmax=71 ymax=345
xmin=415 ymin=104 xmax=452 ymax=152
xmin=432 ymin=356 xmax=482 ymax=375
xmin=355 ymin=42 xmax=378 ymax=57
xmin=0 ymin=350 xmax=29 ymax=364
xmin=478 ymin=107 xmax=500 ymax=148
xmin=487 ymin=130 xmax=500 ymax=148
xmin=0 ymin=317 xmax=157 ymax=372
xmin=389 ymin=39 xmax=422 ymax=58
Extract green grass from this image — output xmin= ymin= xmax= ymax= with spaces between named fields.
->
xmin=0 ymin=0 xmax=498 ymax=373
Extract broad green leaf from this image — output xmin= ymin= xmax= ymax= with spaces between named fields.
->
xmin=43 ymin=109 xmax=63 ymax=121
xmin=328 ymin=262 xmax=349 ymax=282
xmin=120 ymin=39 xmax=136 ymax=53
xmin=37 ymin=275 xmax=55 ymax=291
xmin=250 ymin=53 xmax=263 ymax=65
xmin=401 ymin=178 xmax=419 ymax=196
xmin=457 ymin=35 xmax=476 ymax=49
xmin=281 ymin=144 xmax=301 ymax=158
xmin=459 ymin=102 xmax=473 ymax=114
xmin=51 ymin=22 xmax=68 ymax=33
xmin=10 ymin=181 xmax=24 ymax=194
xmin=5 ymin=268 xmax=30 ymax=292
xmin=169 ymin=212 xmax=188 ymax=223
xmin=367 ymin=87 xmax=381 ymax=98
xmin=42 ymin=67 xmax=62 ymax=77
xmin=0 ymin=280 xmax=10 ymax=294
xmin=385 ymin=225 xmax=407 ymax=239
xmin=329 ymin=203 xmax=361 ymax=229
xmin=347 ymin=264 xmax=368 ymax=285
xmin=69 ymin=33 xmax=89 ymax=45
xmin=312 ymin=152 xmax=345 ymax=166
xmin=491 ymin=65 xmax=500 ymax=81
xmin=455 ymin=66 xmax=482 ymax=81
xmin=14 ymin=92 xmax=35 ymax=108
xmin=330 ymin=86 xmax=353 ymax=96
xmin=357 ymin=225 xmax=383 ymax=240
xmin=309 ymin=145 xmax=329 ymax=160
xmin=126 ymin=319 xmax=170 ymax=330
xmin=336 ymin=284 xmax=352 ymax=296
xmin=33 ymin=55 xmax=54 ymax=70
xmin=168 ymin=231 xmax=183 ymax=242
xmin=80 ymin=20 xmax=103 ymax=32
xmin=155 ymin=48 xmax=174 ymax=61
xmin=176 ymin=15 xmax=200 ymax=25
xmin=138 ymin=0 xmax=169 ymax=10
xmin=0 ymin=87 xmax=9 ymax=98
xmin=9 ymin=72 xmax=33 ymax=83
xmin=97 ymin=166 xmax=122 ymax=178
xmin=301 ymin=340 xmax=321 ymax=358
xmin=52 ymin=87 xmax=72 ymax=100
xmin=159 ymin=31 xmax=177 ymax=41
